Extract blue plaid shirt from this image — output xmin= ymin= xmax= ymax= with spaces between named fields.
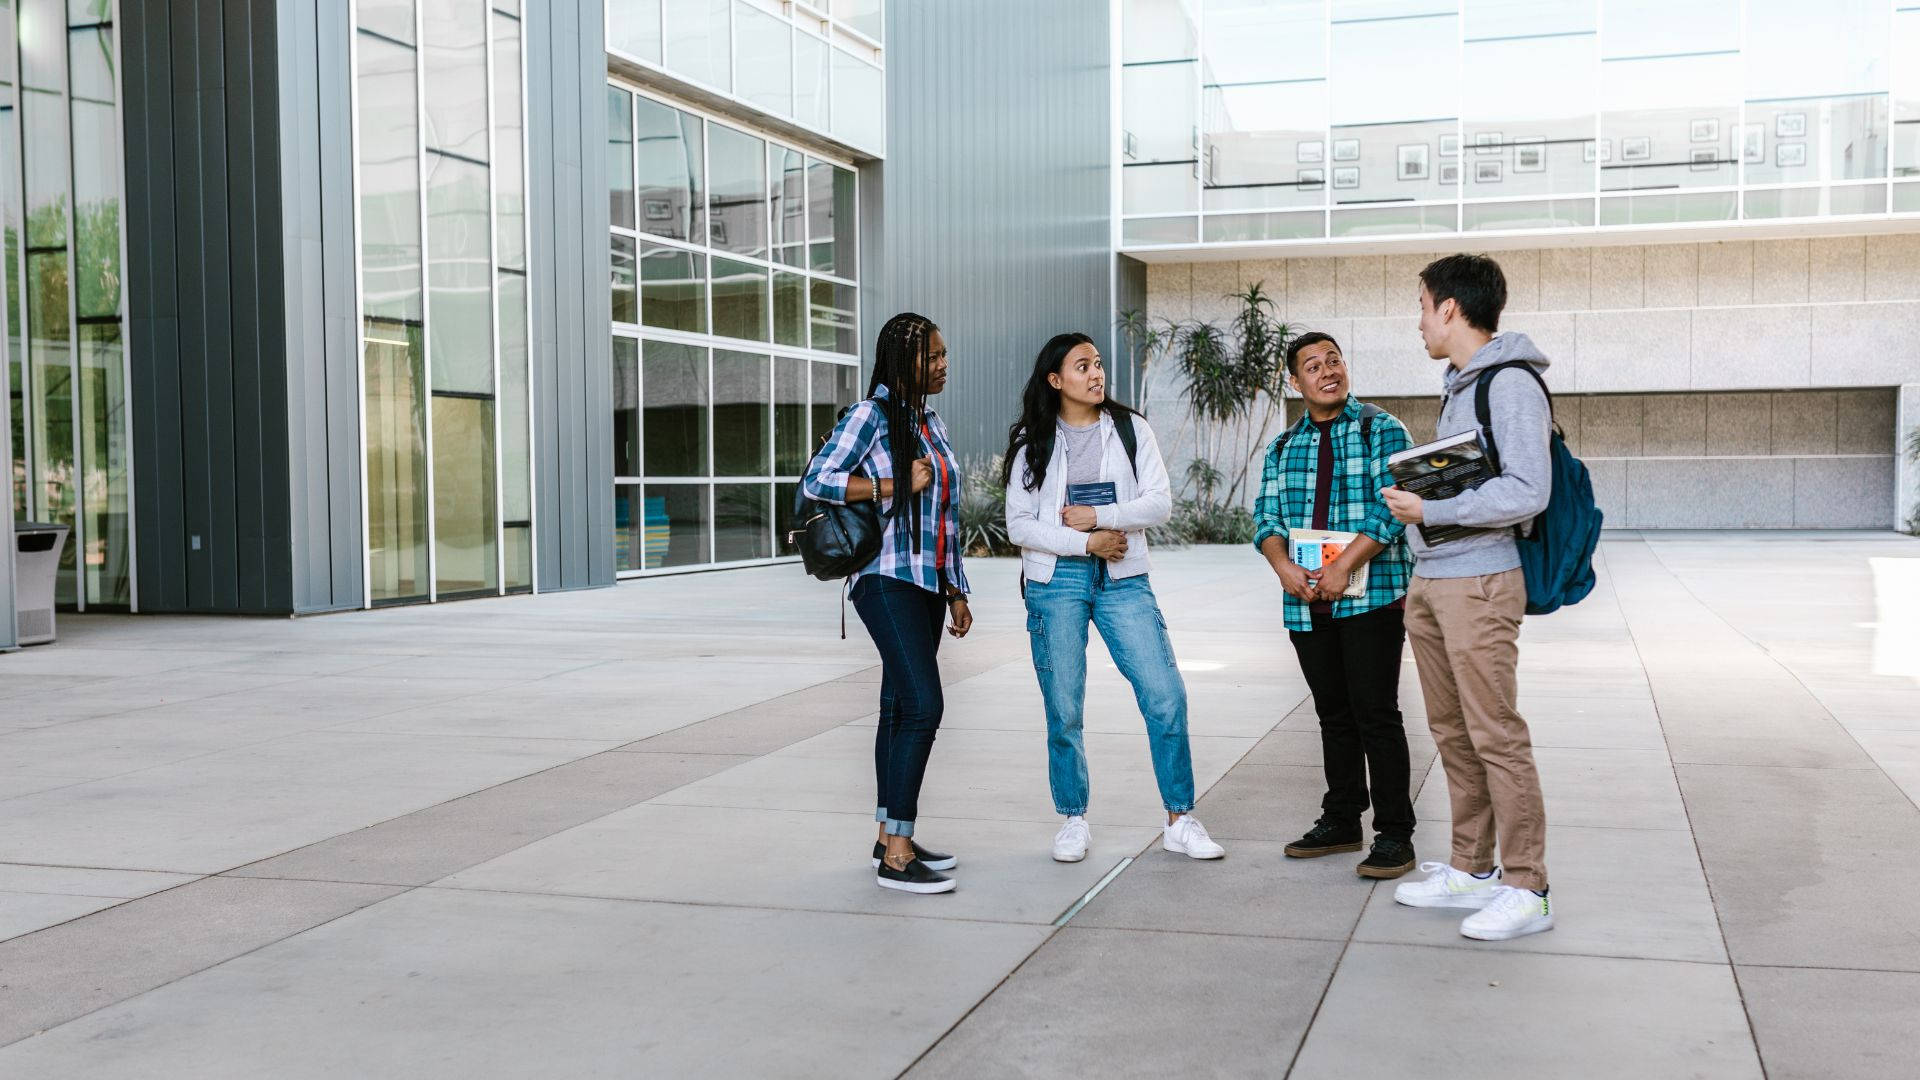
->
xmin=1252 ymin=396 xmax=1413 ymax=631
xmin=802 ymin=384 xmax=970 ymax=596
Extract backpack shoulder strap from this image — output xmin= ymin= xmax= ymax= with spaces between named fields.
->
xmin=1472 ymin=362 xmax=1550 ymax=474
xmin=1112 ymin=409 xmax=1140 ymax=479
xmin=1275 ymin=412 xmax=1312 ymax=456
xmin=1357 ymin=402 xmax=1383 ymax=449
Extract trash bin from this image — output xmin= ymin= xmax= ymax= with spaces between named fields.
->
xmin=14 ymin=522 xmax=69 ymax=646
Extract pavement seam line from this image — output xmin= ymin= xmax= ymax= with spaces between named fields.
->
xmin=1051 ymin=856 xmax=1133 ymax=927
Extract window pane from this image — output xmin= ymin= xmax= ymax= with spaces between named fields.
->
xmin=612 ymin=234 xmax=638 ymax=323
xmin=635 ymin=95 xmax=705 ymax=244
xmin=615 ymin=484 xmax=646 ymax=572
xmin=1123 ymin=162 xmax=1198 ymax=214
xmin=358 ymin=0 xmax=416 ymax=43
xmin=643 ymin=339 xmax=708 ymax=475
xmin=712 ymin=257 xmax=768 ymax=341
xmin=421 ymin=0 xmax=489 ymax=161
xmin=1203 ymin=57 xmax=1329 ymax=211
xmin=713 ymin=350 xmax=770 ymax=476
xmin=736 ymin=1 xmax=792 ymax=116
xmin=498 ymin=271 xmax=531 ymax=524
xmin=614 ymin=335 xmax=640 ymax=477
xmin=1124 ymin=0 xmax=1198 ymax=65
xmin=810 ymin=278 xmax=857 ymax=354
xmin=772 ymin=270 xmax=807 ymax=346
xmin=1601 ymin=0 xmax=1734 ymax=59
xmin=79 ymin=323 xmax=128 ymax=606
xmin=640 ymin=242 xmax=706 ymax=332
xmin=608 ymin=86 xmax=635 ymax=230
xmin=427 ymin=154 xmax=493 ymax=394
xmin=1743 ymin=97 xmax=1887 ymax=185
xmin=1124 ymin=62 xmax=1197 ymax=165
xmin=1464 ymin=20 xmax=1597 ymax=201
xmin=794 ymin=31 xmax=829 ymax=130
xmin=708 ymin=123 xmax=768 ymax=257
xmin=1202 ymin=210 xmax=1321 ymax=242
xmin=1123 ymin=215 xmax=1198 ymax=244
xmin=1330 ymin=12 xmax=1460 ymax=206
xmin=1600 ymin=52 xmax=1738 ymax=193
xmin=1897 ymin=9 xmax=1920 ymax=176
xmin=810 ymin=361 xmax=858 ymax=448
xmin=432 ymin=394 xmax=498 ymax=595
xmin=715 ymin=483 xmax=772 ymax=561
xmin=774 ymin=356 xmax=808 ymax=475
xmin=609 ymin=0 xmax=662 ymax=63
xmin=69 ymin=31 xmax=119 ymax=319
xmin=663 ymin=0 xmax=731 ymax=90
xmin=838 ymin=0 xmax=883 ymax=42
xmin=830 ymin=47 xmax=883 ymax=151
xmin=807 ymin=159 xmax=856 ymax=278
xmin=365 ymin=321 xmax=429 ymax=602
xmin=771 ymin=146 xmax=806 ymax=266
xmin=21 ymin=0 xmax=67 ymax=251
xmin=494 ymin=13 xmax=527 ymax=270
xmin=504 ymin=524 xmax=532 ymax=589
xmin=358 ymin=33 xmax=423 ymax=326
xmin=643 ymin=484 xmax=712 ymax=568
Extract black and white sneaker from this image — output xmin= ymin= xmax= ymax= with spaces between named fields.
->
xmin=871 ymin=840 xmax=957 ymax=871
xmin=876 ymin=858 xmax=956 ymax=894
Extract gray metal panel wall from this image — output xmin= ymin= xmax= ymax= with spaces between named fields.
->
xmin=123 ymin=0 xmax=296 ymax=614
xmin=878 ymin=0 xmax=1115 ymax=462
xmin=279 ymin=0 xmax=363 ymax=613
xmin=527 ymin=0 xmax=614 ymax=592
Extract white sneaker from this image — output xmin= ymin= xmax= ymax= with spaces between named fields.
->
xmin=1460 ymin=885 xmax=1554 ymax=941
xmin=1163 ymin=815 xmax=1225 ymax=859
xmin=1052 ymin=816 xmax=1091 ymax=862
xmin=1393 ymin=862 xmax=1502 ymax=909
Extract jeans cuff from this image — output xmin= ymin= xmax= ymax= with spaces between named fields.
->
xmin=885 ymin=818 xmax=915 ymax=838
xmin=875 ymin=807 xmax=888 ymax=823
xmin=1055 ymin=807 xmax=1087 ymax=817
xmin=1165 ymin=804 xmax=1194 ymax=815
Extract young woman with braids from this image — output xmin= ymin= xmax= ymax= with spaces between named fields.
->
xmin=802 ymin=312 xmax=973 ymax=895
xmin=1003 ymin=333 xmax=1225 ymax=864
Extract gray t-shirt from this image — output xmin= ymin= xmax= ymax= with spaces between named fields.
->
xmin=1058 ymin=418 xmax=1104 ymax=488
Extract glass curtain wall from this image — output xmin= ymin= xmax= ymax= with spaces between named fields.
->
xmin=4 ymin=0 xmax=130 ymax=609
xmin=353 ymin=0 xmax=533 ymax=604
xmin=1121 ymin=0 xmax=1914 ymax=247
xmin=609 ymin=81 xmax=860 ymax=575
xmin=606 ymin=0 xmax=885 ymax=156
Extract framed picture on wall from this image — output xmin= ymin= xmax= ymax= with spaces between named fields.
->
xmin=1332 ymin=139 xmax=1360 ymax=162
xmin=1514 ymin=138 xmax=1546 ymax=173
xmin=1439 ymin=133 xmax=1461 ymax=157
xmin=1332 ymin=166 xmax=1360 ymax=189
xmin=1739 ymin=123 xmax=1765 ymax=164
xmin=1474 ymin=160 xmax=1503 ymax=184
xmin=1474 ymin=131 xmax=1503 ymax=154
xmin=1297 ymin=140 xmax=1325 ymax=164
xmin=1299 ymin=167 xmax=1325 ymax=188
xmin=644 ymin=198 xmax=672 ymax=220
xmin=1776 ymin=112 xmax=1807 ymax=138
xmin=1689 ymin=118 xmax=1720 ymax=143
xmin=1583 ymin=138 xmax=1613 ymax=163
xmin=1621 ymin=136 xmax=1652 ymax=161
xmin=1397 ymin=143 xmax=1430 ymax=181
xmin=1438 ymin=161 xmax=1461 ymax=185
xmin=1776 ymin=142 xmax=1807 ymax=168
xmin=1689 ymin=147 xmax=1721 ymax=172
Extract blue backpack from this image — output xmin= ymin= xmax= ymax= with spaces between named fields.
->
xmin=1473 ymin=362 xmax=1604 ymax=616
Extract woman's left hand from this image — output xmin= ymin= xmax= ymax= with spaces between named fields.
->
xmin=946 ymin=598 xmax=972 ymax=638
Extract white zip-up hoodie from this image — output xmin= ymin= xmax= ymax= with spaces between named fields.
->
xmin=1004 ymin=411 xmax=1173 ymax=584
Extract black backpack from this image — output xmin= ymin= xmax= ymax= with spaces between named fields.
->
xmin=789 ymin=404 xmax=885 ymax=584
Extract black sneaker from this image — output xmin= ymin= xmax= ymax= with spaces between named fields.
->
xmin=876 ymin=858 xmax=956 ymax=894
xmin=871 ymin=841 xmax=957 ymax=871
xmin=1356 ymin=837 xmax=1416 ymax=879
xmin=1283 ymin=820 xmax=1364 ymax=858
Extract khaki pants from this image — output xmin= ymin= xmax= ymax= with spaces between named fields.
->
xmin=1405 ymin=570 xmax=1548 ymax=891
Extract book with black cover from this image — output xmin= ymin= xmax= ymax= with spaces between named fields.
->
xmin=1387 ymin=431 xmax=1495 ymax=546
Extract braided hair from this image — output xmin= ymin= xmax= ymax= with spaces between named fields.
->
xmin=867 ymin=312 xmax=941 ymax=550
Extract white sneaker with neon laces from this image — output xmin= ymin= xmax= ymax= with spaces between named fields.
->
xmin=1052 ymin=816 xmax=1091 ymax=862
xmin=1163 ymin=814 xmax=1225 ymax=859
xmin=1393 ymin=862 xmax=1502 ymax=909
xmin=1459 ymin=885 xmax=1554 ymax=940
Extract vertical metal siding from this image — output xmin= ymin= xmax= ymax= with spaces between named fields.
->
xmin=879 ymin=0 xmax=1115 ymax=463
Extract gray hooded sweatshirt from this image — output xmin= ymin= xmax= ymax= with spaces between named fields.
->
xmin=1407 ymin=332 xmax=1554 ymax=579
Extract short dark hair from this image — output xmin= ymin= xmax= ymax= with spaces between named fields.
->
xmin=1419 ymin=254 xmax=1507 ymax=333
xmin=1284 ymin=331 xmax=1342 ymax=376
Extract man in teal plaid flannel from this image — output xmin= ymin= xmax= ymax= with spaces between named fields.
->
xmin=1253 ymin=331 xmax=1418 ymax=880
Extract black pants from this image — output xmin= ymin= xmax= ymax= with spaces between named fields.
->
xmin=852 ymin=574 xmax=946 ymax=836
xmin=1287 ymin=604 xmax=1414 ymax=841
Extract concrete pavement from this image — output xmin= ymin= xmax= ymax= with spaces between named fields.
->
xmin=1 ymin=536 xmax=1917 ymax=1077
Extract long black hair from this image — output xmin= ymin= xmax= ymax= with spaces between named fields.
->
xmin=1001 ymin=332 xmax=1139 ymax=492
xmin=868 ymin=312 xmax=940 ymax=547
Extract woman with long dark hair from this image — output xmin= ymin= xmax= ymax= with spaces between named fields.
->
xmin=1003 ymin=333 xmax=1224 ymax=864
xmin=802 ymin=312 xmax=972 ymax=894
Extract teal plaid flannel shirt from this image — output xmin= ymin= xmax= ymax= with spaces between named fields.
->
xmin=1252 ymin=396 xmax=1414 ymax=632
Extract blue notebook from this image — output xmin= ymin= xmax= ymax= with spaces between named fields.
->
xmin=1066 ymin=481 xmax=1117 ymax=507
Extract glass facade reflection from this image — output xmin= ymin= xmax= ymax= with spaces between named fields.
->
xmin=610 ymin=81 xmax=861 ymax=574
xmin=353 ymin=0 xmax=533 ymax=602
xmin=3 ymin=0 xmax=130 ymax=608
xmin=1122 ymin=0 xmax=1920 ymax=248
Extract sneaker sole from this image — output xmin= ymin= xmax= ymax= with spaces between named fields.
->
xmin=1283 ymin=842 xmax=1363 ymax=858
xmin=1052 ymin=849 xmax=1088 ymax=863
xmin=1163 ymin=840 xmax=1225 ymax=860
xmin=876 ymin=876 xmax=956 ymax=894
xmin=871 ymin=856 xmax=958 ymax=871
xmin=1460 ymin=917 xmax=1554 ymax=941
xmin=1356 ymin=860 xmax=1416 ymax=880
xmin=1393 ymin=890 xmax=1499 ymax=910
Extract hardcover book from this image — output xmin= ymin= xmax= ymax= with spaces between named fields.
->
xmin=1387 ymin=431 xmax=1496 ymax=546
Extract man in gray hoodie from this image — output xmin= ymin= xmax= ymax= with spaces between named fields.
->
xmin=1380 ymin=253 xmax=1556 ymax=941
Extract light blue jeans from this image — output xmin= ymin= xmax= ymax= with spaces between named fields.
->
xmin=1025 ymin=556 xmax=1196 ymax=816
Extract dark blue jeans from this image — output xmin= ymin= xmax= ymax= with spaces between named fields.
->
xmin=851 ymin=574 xmax=946 ymax=838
